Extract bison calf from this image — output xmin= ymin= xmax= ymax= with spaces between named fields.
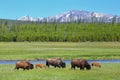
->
xmin=91 ymin=62 xmax=101 ymax=68
xmin=35 ymin=64 xmax=46 ymax=69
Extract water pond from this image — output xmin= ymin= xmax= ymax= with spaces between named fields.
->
xmin=0 ymin=59 xmax=120 ymax=64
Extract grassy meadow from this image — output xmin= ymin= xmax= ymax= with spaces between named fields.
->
xmin=0 ymin=42 xmax=120 ymax=80
xmin=0 ymin=42 xmax=120 ymax=60
xmin=0 ymin=63 xmax=120 ymax=80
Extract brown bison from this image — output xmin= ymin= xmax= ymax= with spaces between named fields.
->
xmin=91 ymin=62 xmax=101 ymax=68
xmin=35 ymin=64 xmax=46 ymax=68
xmin=46 ymin=58 xmax=66 ymax=68
xmin=71 ymin=59 xmax=91 ymax=70
xmin=14 ymin=61 xmax=34 ymax=70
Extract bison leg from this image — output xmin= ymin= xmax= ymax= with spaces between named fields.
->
xmin=54 ymin=65 xmax=60 ymax=68
xmin=58 ymin=65 xmax=61 ymax=68
xmin=22 ymin=66 xmax=29 ymax=71
xmin=53 ymin=64 xmax=61 ymax=68
xmin=23 ymin=68 xmax=26 ymax=71
xmin=54 ymin=66 xmax=57 ymax=68
xmin=23 ymin=68 xmax=28 ymax=71
xmin=47 ymin=64 xmax=50 ymax=68
xmin=73 ymin=66 xmax=76 ymax=69
xmin=16 ymin=68 xmax=19 ymax=70
xmin=26 ymin=66 xmax=30 ymax=70
xmin=80 ymin=65 xmax=84 ymax=70
xmin=71 ymin=66 xmax=74 ymax=69
xmin=80 ymin=67 xmax=84 ymax=70
xmin=71 ymin=65 xmax=75 ymax=69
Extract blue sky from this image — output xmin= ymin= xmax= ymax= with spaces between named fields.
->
xmin=0 ymin=0 xmax=120 ymax=19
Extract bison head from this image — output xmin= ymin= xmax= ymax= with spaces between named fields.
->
xmin=29 ymin=64 xmax=34 ymax=69
xmin=60 ymin=62 xmax=66 ymax=68
xmin=86 ymin=64 xmax=91 ymax=70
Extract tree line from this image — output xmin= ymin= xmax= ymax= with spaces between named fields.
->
xmin=0 ymin=21 xmax=120 ymax=42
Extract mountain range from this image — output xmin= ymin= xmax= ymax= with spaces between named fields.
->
xmin=17 ymin=10 xmax=120 ymax=23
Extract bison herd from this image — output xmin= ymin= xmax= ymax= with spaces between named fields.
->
xmin=14 ymin=58 xmax=101 ymax=71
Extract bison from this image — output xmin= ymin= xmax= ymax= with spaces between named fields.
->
xmin=35 ymin=63 xmax=46 ymax=68
xmin=91 ymin=62 xmax=101 ymax=68
xmin=14 ymin=60 xmax=34 ymax=70
xmin=71 ymin=59 xmax=91 ymax=70
xmin=46 ymin=58 xmax=66 ymax=68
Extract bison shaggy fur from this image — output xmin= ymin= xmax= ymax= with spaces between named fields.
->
xmin=71 ymin=59 xmax=91 ymax=70
xmin=14 ymin=61 xmax=34 ymax=70
xmin=46 ymin=58 xmax=66 ymax=68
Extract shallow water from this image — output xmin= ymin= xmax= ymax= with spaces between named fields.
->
xmin=0 ymin=59 xmax=120 ymax=64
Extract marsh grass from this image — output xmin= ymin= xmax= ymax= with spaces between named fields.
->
xmin=0 ymin=63 xmax=120 ymax=80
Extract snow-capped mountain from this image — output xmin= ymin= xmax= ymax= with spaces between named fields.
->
xmin=17 ymin=16 xmax=33 ymax=21
xmin=17 ymin=16 xmax=43 ymax=22
xmin=17 ymin=10 xmax=120 ymax=23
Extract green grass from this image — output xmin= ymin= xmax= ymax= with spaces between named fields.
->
xmin=0 ymin=42 xmax=120 ymax=80
xmin=0 ymin=63 xmax=120 ymax=80
xmin=0 ymin=42 xmax=120 ymax=60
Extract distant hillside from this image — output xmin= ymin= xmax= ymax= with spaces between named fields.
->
xmin=0 ymin=19 xmax=34 ymax=25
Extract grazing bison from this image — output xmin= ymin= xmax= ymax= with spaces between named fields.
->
xmin=71 ymin=59 xmax=91 ymax=70
xmin=91 ymin=62 xmax=101 ymax=68
xmin=46 ymin=58 xmax=66 ymax=68
xmin=14 ymin=61 xmax=34 ymax=70
xmin=35 ymin=64 xmax=46 ymax=68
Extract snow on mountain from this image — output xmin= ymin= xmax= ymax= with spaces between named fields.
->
xmin=17 ymin=16 xmax=43 ymax=22
xmin=17 ymin=10 xmax=120 ymax=23
xmin=17 ymin=16 xmax=33 ymax=21
xmin=32 ymin=17 xmax=43 ymax=22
